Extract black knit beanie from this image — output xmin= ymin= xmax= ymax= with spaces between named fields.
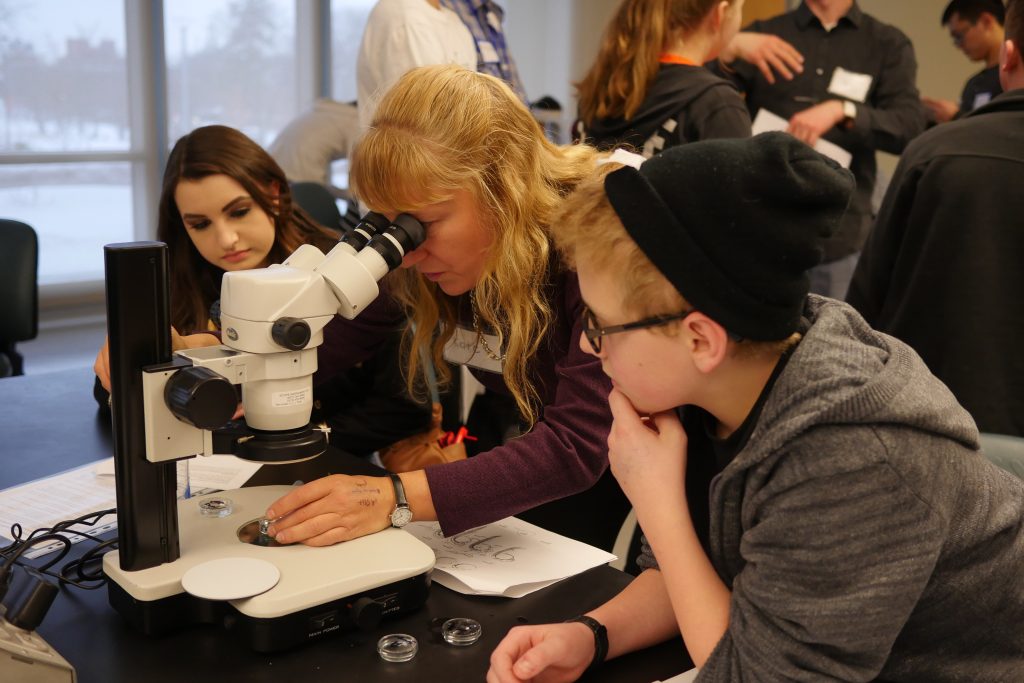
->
xmin=604 ymin=132 xmax=854 ymax=340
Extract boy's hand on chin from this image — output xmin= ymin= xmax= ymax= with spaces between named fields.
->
xmin=606 ymin=388 xmax=688 ymax=509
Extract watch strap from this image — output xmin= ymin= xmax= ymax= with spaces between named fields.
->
xmin=566 ymin=615 xmax=607 ymax=672
xmin=388 ymin=473 xmax=408 ymax=507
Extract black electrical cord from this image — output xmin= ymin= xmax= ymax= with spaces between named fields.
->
xmin=0 ymin=508 xmax=117 ymax=596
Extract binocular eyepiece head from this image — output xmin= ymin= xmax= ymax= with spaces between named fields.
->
xmin=365 ymin=213 xmax=426 ymax=270
xmin=340 ymin=211 xmax=426 ymax=266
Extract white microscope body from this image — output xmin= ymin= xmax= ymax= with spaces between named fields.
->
xmin=102 ymin=213 xmax=435 ymax=651
xmin=141 ymin=213 xmax=424 ymax=463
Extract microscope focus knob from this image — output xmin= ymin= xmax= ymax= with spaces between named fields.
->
xmin=271 ymin=317 xmax=311 ymax=351
xmin=349 ymin=596 xmax=384 ymax=631
xmin=164 ymin=366 xmax=237 ymax=430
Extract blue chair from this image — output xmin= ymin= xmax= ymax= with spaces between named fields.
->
xmin=979 ymin=432 xmax=1024 ymax=480
xmin=0 ymin=219 xmax=39 ymax=377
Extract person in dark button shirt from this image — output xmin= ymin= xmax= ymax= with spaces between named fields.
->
xmin=848 ymin=0 xmax=1024 ymax=439
xmin=923 ymin=0 xmax=1006 ymax=123
xmin=717 ymin=0 xmax=927 ymax=300
xmin=487 ymin=133 xmax=1024 ymax=683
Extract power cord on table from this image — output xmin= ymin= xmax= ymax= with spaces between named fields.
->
xmin=0 ymin=508 xmax=114 ymax=681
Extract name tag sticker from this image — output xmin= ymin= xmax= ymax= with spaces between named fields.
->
xmin=827 ymin=67 xmax=872 ymax=103
xmin=443 ymin=325 xmax=504 ymax=374
xmin=972 ymin=91 xmax=993 ymax=109
xmin=478 ymin=40 xmax=500 ymax=64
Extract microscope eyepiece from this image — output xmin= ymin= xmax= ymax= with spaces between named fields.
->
xmin=366 ymin=213 xmax=426 ymax=270
xmin=340 ymin=210 xmax=391 ymax=252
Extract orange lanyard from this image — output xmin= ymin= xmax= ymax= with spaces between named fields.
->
xmin=659 ymin=53 xmax=700 ymax=66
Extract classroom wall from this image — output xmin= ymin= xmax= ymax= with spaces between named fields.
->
xmin=861 ymin=0 xmax=977 ymax=104
xmin=503 ymin=0 xmax=621 ymax=139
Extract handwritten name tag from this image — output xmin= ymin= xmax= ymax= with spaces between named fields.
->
xmin=443 ymin=325 xmax=504 ymax=374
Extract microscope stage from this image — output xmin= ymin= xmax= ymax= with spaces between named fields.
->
xmin=103 ymin=485 xmax=435 ymax=625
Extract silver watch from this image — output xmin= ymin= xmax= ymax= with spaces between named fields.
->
xmin=388 ymin=473 xmax=413 ymax=528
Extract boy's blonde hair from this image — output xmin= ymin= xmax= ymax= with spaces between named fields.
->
xmin=351 ymin=65 xmax=600 ymax=424
xmin=551 ymin=161 xmax=799 ymax=358
xmin=551 ymin=163 xmax=687 ymax=320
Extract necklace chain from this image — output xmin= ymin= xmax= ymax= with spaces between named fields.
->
xmin=470 ymin=292 xmax=506 ymax=363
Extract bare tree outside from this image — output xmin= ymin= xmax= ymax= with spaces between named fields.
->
xmin=165 ymin=0 xmax=297 ymax=147
xmin=0 ymin=0 xmax=132 ymax=285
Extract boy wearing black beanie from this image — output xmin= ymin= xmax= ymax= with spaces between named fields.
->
xmin=488 ymin=133 xmax=1024 ymax=682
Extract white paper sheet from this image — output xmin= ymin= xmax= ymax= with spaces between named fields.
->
xmin=751 ymin=108 xmax=853 ymax=168
xmin=0 ymin=461 xmax=118 ymax=558
xmin=94 ymin=455 xmax=261 ymax=493
xmin=404 ymin=517 xmax=617 ymax=598
xmin=1 ymin=456 xmax=262 ymax=558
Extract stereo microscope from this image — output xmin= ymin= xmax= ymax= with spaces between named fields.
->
xmin=101 ymin=213 xmax=436 ymax=651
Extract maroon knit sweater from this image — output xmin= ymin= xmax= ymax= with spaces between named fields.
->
xmin=315 ymin=267 xmax=612 ymax=535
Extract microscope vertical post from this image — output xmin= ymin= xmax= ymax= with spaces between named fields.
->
xmin=104 ymin=242 xmax=180 ymax=570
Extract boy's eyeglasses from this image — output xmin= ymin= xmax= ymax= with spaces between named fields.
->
xmin=949 ymin=21 xmax=977 ymax=46
xmin=581 ymin=306 xmax=692 ymax=354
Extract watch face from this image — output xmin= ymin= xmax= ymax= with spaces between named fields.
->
xmin=391 ymin=506 xmax=413 ymax=528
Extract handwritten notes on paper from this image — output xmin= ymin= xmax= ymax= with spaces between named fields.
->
xmin=404 ymin=517 xmax=617 ymax=598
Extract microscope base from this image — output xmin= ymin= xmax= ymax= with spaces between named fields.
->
xmin=102 ymin=486 xmax=434 ymax=652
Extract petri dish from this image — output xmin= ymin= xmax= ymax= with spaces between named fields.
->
xmin=378 ymin=633 xmax=418 ymax=662
xmin=441 ymin=617 xmax=482 ymax=646
xmin=198 ymin=497 xmax=233 ymax=518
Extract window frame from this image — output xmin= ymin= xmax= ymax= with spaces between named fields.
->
xmin=1 ymin=0 xmax=334 ymax=307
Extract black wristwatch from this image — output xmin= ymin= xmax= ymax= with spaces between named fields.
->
xmin=566 ymin=615 xmax=608 ymax=672
xmin=388 ymin=473 xmax=413 ymax=528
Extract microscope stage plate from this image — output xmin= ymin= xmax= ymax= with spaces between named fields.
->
xmin=103 ymin=485 xmax=436 ymax=619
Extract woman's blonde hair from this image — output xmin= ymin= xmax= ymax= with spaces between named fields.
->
xmin=577 ymin=0 xmax=734 ymax=124
xmin=350 ymin=65 xmax=600 ymax=424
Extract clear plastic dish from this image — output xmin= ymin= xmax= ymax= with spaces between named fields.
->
xmin=198 ymin=497 xmax=233 ymax=517
xmin=442 ymin=617 xmax=482 ymax=646
xmin=377 ymin=633 xmax=418 ymax=662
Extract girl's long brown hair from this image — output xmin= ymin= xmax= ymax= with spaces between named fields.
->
xmin=576 ymin=0 xmax=727 ymax=124
xmin=157 ymin=125 xmax=337 ymax=332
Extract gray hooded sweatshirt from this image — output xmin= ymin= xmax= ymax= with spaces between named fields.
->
xmin=641 ymin=296 xmax=1024 ymax=681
